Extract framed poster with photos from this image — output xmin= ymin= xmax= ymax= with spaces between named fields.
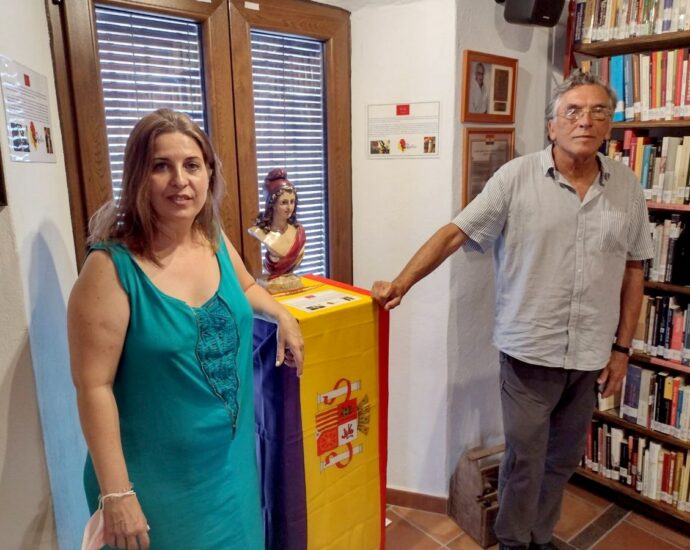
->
xmin=462 ymin=127 xmax=514 ymax=207
xmin=461 ymin=50 xmax=518 ymax=124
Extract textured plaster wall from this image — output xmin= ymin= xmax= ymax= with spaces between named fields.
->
xmin=0 ymin=212 xmax=57 ymax=549
xmin=332 ymin=0 xmax=560 ymax=496
xmin=349 ymin=0 xmax=457 ymax=496
xmin=0 ymin=0 xmax=87 ymax=547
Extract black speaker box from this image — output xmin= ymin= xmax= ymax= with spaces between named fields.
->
xmin=503 ymin=0 xmax=566 ymax=27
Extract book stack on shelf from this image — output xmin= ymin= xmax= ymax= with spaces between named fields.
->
xmin=574 ymin=0 xmax=690 ymax=45
xmin=568 ymin=0 xmax=690 ymax=527
xmin=633 ymin=293 xmax=690 ymax=363
xmin=582 ymin=50 xmax=690 ymax=124
xmin=604 ymin=133 xmax=690 ymax=202
xmin=582 ymin=418 xmax=690 ymax=513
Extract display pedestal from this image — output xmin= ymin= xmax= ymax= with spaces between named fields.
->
xmin=253 ymin=276 xmax=389 ymax=550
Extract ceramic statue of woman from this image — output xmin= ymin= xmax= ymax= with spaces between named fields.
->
xmin=248 ymin=168 xmax=306 ymax=293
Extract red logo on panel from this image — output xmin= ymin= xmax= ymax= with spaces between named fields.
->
xmin=23 ymin=74 xmax=31 ymax=87
xmin=396 ymin=104 xmax=410 ymax=116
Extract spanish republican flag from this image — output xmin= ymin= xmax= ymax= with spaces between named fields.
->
xmin=253 ymin=276 xmax=389 ymax=550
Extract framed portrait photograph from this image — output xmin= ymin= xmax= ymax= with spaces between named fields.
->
xmin=462 ymin=127 xmax=515 ymax=207
xmin=461 ymin=50 xmax=518 ymax=124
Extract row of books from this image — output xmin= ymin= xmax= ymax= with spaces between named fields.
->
xmin=632 ymin=294 xmax=690 ymax=363
xmin=607 ymin=363 xmax=690 ymax=439
xmin=605 ymin=134 xmax=690 ymax=203
xmin=646 ymin=214 xmax=685 ymax=283
xmin=581 ymin=50 xmax=690 ymax=122
xmin=575 ymin=0 xmax=690 ymax=44
xmin=582 ymin=421 xmax=690 ymax=511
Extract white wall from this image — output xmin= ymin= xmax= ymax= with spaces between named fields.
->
xmin=0 ymin=1 xmax=87 ymax=548
xmin=349 ymin=0 xmax=558 ymax=497
xmin=446 ymin=0 xmax=556 ymax=484
xmin=350 ymin=0 xmax=457 ymax=497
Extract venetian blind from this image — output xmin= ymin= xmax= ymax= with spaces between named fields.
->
xmin=250 ymin=31 xmax=328 ymax=276
xmin=94 ymin=6 xmax=205 ymax=200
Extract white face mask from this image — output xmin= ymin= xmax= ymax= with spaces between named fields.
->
xmin=81 ymin=508 xmax=105 ymax=550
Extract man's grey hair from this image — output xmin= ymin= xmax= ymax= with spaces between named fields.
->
xmin=545 ymin=70 xmax=617 ymax=120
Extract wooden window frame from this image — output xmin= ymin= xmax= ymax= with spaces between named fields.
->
xmin=47 ymin=0 xmax=240 ymax=268
xmin=229 ymin=0 xmax=352 ymax=283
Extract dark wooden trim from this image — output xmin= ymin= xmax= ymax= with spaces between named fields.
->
xmin=630 ymin=352 xmax=690 ymax=376
xmin=45 ymin=0 xmax=91 ymax=267
xmin=201 ymin=2 xmax=242 ymax=251
xmin=99 ymin=0 xmax=221 ymax=19
xmin=228 ymin=2 xmax=261 ymax=276
xmin=324 ymin=17 xmax=353 ymax=284
xmin=613 ymin=120 xmax=690 ymax=129
xmin=386 ymin=487 xmax=448 ymax=515
xmin=644 ymin=280 xmax=690 ymax=295
xmin=62 ymin=0 xmax=113 ymax=222
xmin=645 ymin=201 xmax=690 ymax=212
xmin=48 ymin=0 xmax=242 ymax=267
xmin=229 ymin=0 xmax=353 ymax=282
xmin=0 ymin=146 xmax=6 ymax=206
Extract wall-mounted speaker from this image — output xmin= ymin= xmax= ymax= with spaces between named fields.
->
xmin=501 ymin=0 xmax=566 ymax=28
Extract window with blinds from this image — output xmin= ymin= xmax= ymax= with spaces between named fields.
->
xmin=250 ymin=31 xmax=328 ymax=277
xmin=94 ymin=6 xmax=205 ymax=200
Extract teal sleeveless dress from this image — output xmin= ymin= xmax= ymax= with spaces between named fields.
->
xmin=84 ymin=239 xmax=264 ymax=549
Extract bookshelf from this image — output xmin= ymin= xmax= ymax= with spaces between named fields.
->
xmin=576 ymin=467 xmax=690 ymax=525
xmin=593 ymin=409 xmax=690 ymax=451
xmin=645 ymin=280 xmax=690 ymax=294
xmin=576 ymin=30 xmax=690 ymax=57
xmin=613 ymin=120 xmax=690 ymax=129
xmin=631 ymin=351 xmax=690 ymax=376
xmin=568 ymin=0 xmax=690 ymax=526
xmin=646 ymin=202 xmax=690 ymax=212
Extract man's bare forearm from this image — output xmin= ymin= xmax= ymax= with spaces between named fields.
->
xmin=616 ymin=260 xmax=645 ymax=347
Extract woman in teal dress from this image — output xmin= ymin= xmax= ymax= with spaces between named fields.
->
xmin=68 ymin=109 xmax=303 ymax=549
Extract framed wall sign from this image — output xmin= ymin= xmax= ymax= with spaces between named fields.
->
xmin=461 ymin=50 xmax=518 ymax=124
xmin=462 ymin=127 xmax=515 ymax=207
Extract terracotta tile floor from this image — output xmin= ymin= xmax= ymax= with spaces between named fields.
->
xmin=386 ymin=481 xmax=690 ymax=549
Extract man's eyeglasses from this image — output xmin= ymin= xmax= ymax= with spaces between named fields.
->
xmin=558 ymin=106 xmax=612 ymax=122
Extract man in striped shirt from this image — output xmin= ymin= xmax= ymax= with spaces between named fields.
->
xmin=372 ymin=71 xmax=653 ymax=550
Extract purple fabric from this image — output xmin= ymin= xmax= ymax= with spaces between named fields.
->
xmin=253 ymin=319 xmax=307 ymax=550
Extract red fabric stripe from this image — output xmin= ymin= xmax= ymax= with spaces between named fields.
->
xmin=315 ymin=409 xmax=339 ymax=421
xmin=316 ymin=421 xmax=339 ymax=431
xmin=304 ymin=274 xmax=388 ymax=546
xmin=303 ymin=274 xmax=371 ymax=296
xmin=377 ymin=305 xmax=390 ymax=548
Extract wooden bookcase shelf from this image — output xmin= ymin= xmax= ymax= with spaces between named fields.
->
xmin=646 ymin=202 xmax=690 ymax=212
xmin=613 ymin=120 xmax=690 ymax=129
xmin=630 ymin=352 xmax=690 ymax=375
xmin=566 ymin=1 xmax=690 ymax=529
xmin=644 ymin=281 xmax=690 ymax=295
xmin=593 ymin=409 xmax=690 ymax=451
xmin=574 ymin=467 xmax=690 ymax=523
xmin=574 ymin=30 xmax=690 ymax=57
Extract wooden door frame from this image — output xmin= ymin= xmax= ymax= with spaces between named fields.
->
xmin=229 ymin=0 xmax=352 ymax=283
xmin=46 ymin=0 xmax=242 ymax=268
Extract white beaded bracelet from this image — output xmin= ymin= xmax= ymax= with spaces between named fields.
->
xmin=99 ymin=488 xmax=136 ymax=505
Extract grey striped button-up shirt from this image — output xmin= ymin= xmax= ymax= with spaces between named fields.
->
xmin=453 ymin=145 xmax=654 ymax=371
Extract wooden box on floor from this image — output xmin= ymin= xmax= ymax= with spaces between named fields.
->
xmin=448 ymin=444 xmax=504 ymax=548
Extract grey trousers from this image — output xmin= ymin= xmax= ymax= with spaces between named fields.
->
xmin=494 ymin=353 xmax=600 ymax=546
